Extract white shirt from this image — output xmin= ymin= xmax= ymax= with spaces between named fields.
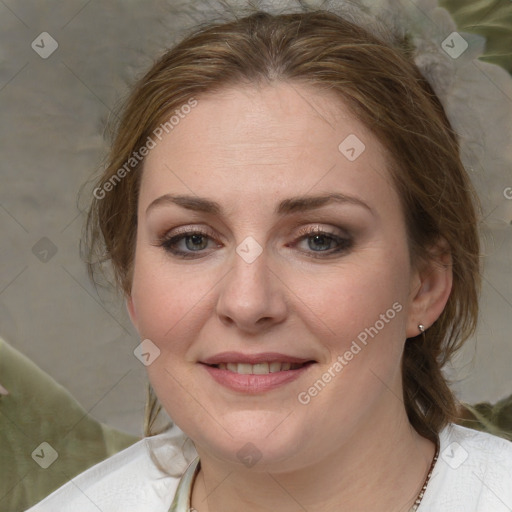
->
xmin=25 ymin=423 xmax=512 ymax=512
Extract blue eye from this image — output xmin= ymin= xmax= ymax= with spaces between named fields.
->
xmin=291 ymin=226 xmax=353 ymax=258
xmin=296 ymin=231 xmax=352 ymax=255
xmin=157 ymin=226 xmax=353 ymax=259
xmin=158 ymin=230 xmax=218 ymax=258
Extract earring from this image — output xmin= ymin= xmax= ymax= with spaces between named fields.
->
xmin=418 ymin=323 xmax=425 ymax=334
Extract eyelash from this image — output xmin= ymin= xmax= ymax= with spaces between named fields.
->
xmin=156 ymin=226 xmax=353 ymax=260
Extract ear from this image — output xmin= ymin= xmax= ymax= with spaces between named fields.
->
xmin=126 ymin=294 xmax=138 ymax=331
xmin=405 ymin=237 xmax=453 ymax=338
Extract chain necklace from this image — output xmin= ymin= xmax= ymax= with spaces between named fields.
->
xmin=409 ymin=440 xmax=440 ymax=511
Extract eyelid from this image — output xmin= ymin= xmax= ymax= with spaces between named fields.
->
xmin=294 ymin=224 xmax=347 ymax=238
xmin=161 ymin=225 xmax=220 ymax=241
xmin=160 ymin=223 xmax=347 ymax=244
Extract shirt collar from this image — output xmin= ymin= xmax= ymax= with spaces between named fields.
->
xmin=169 ymin=456 xmax=200 ymax=511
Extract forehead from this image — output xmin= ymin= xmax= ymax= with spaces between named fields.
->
xmin=139 ymin=81 xmax=398 ymax=216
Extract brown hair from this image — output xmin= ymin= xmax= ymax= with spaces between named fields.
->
xmin=85 ymin=7 xmax=481 ymax=442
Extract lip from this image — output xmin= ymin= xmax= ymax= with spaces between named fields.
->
xmin=201 ymin=351 xmax=315 ymax=365
xmin=199 ymin=361 xmax=316 ymax=394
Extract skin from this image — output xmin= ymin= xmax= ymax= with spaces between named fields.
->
xmin=127 ymin=81 xmax=453 ymax=511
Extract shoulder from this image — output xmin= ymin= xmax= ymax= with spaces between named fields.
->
xmin=420 ymin=423 xmax=512 ymax=512
xmin=440 ymin=423 xmax=512 ymax=477
xmin=25 ymin=426 xmax=196 ymax=512
xmin=442 ymin=422 xmax=512 ymax=458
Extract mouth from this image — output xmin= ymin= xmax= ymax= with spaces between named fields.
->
xmin=203 ymin=361 xmax=315 ymax=374
xmin=198 ymin=353 xmax=317 ymax=393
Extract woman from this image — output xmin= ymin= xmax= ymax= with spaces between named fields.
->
xmin=27 ymin=3 xmax=512 ymax=511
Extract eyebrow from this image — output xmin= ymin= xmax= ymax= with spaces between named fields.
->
xmin=146 ymin=192 xmax=375 ymax=217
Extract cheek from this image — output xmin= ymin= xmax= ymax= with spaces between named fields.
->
xmin=129 ymin=252 xmax=209 ymax=415
xmin=129 ymin=251 xmax=207 ymax=347
xmin=293 ymin=257 xmax=407 ymax=339
xmin=297 ymin=260 xmax=409 ymax=393
xmin=293 ymin=262 xmax=408 ymax=410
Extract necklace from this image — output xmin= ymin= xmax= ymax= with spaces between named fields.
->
xmin=169 ymin=440 xmax=440 ymax=512
xmin=409 ymin=440 xmax=440 ymax=511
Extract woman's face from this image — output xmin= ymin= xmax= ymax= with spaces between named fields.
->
xmin=128 ymin=82 xmax=426 ymax=470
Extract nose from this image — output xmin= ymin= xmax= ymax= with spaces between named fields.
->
xmin=215 ymin=246 xmax=288 ymax=334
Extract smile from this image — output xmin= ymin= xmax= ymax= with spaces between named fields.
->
xmin=200 ymin=361 xmax=316 ymax=393
xmin=210 ymin=362 xmax=308 ymax=374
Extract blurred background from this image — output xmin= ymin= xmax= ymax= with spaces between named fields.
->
xmin=0 ymin=0 xmax=511 ymax=440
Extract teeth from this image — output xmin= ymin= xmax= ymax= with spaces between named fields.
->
xmin=253 ymin=363 xmax=270 ymax=374
xmin=269 ymin=362 xmax=282 ymax=373
xmin=237 ymin=363 xmax=252 ymax=375
xmin=215 ymin=362 xmax=306 ymax=374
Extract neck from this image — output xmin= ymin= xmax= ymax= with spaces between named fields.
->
xmin=190 ymin=404 xmax=436 ymax=512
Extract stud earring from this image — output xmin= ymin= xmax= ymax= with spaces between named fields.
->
xmin=418 ymin=323 xmax=425 ymax=334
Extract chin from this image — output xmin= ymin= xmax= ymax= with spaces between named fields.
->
xmin=187 ymin=409 xmax=312 ymax=471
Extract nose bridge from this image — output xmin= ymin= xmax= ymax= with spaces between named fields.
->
xmin=215 ymin=239 xmax=287 ymax=330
